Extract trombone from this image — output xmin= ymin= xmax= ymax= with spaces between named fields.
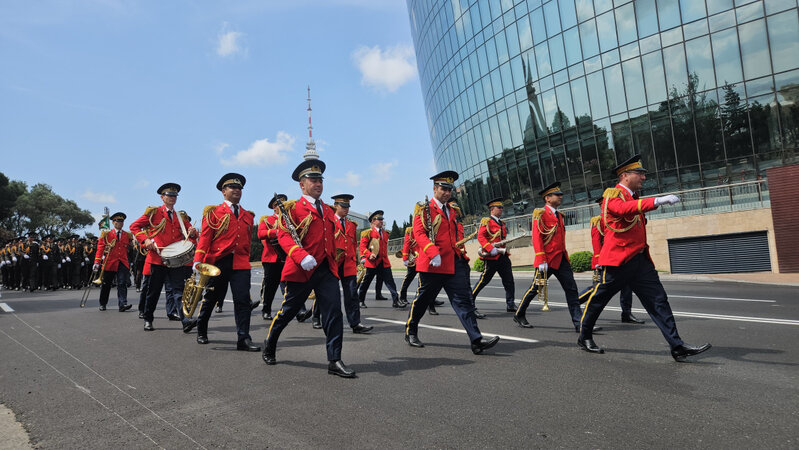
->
xmin=81 ymin=239 xmax=114 ymax=307
xmin=534 ymin=266 xmax=550 ymax=311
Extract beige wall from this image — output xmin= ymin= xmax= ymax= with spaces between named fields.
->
xmin=388 ymin=208 xmax=778 ymax=273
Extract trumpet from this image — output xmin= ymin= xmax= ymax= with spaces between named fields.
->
xmin=181 ymin=263 xmax=221 ymax=318
xmin=534 ymin=267 xmax=550 ymax=311
xmin=394 ymin=250 xmax=419 ymax=267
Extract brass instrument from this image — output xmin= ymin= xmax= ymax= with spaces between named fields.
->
xmin=356 ymin=262 xmax=366 ymax=285
xmin=456 ymin=229 xmax=478 ymax=247
xmin=81 ymin=237 xmax=115 ymax=307
xmin=592 ymin=269 xmax=601 ymax=283
xmin=181 ymin=263 xmax=221 ymax=318
xmin=368 ymin=237 xmax=380 ymax=256
xmin=534 ymin=267 xmax=550 ymax=311
xmin=423 ymin=197 xmax=437 ymax=242
xmin=476 ymin=232 xmax=530 ymax=258
xmin=273 ymin=192 xmax=303 ymax=248
xmin=394 ymin=250 xmax=402 ymax=258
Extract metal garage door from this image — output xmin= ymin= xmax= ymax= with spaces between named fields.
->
xmin=668 ymin=231 xmax=771 ymax=274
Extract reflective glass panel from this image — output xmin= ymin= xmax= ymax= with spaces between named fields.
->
xmin=707 ymin=0 xmax=734 ymax=15
xmin=775 ymin=69 xmax=799 ymax=149
xmin=486 ymin=37 xmax=499 ymax=68
xmin=748 ymin=93 xmax=780 ymax=153
xmin=639 ymin=34 xmax=661 ymax=53
xmin=660 ymin=27 xmax=683 ymax=47
xmin=765 ymin=0 xmax=797 ymax=14
xmin=735 ymin=1 xmax=764 ymax=23
xmin=657 ymin=0 xmax=681 ymax=30
xmin=563 ymin=27 xmax=583 ymax=65
xmin=622 ymin=57 xmax=646 ymax=109
xmin=615 ymin=2 xmax=638 ymax=45
xmin=671 ymin=107 xmax=699 ymax=165
xmin=596 ymin=11 xmax=618 ymax=52
xmin=579 ymin=19 xmax=600 ymax=57
xmin=738 ymin=19 xmax=771 ymax=80
xmin=531 ymin=9 xmax=547 ymax=44
xmin=620 ymin=41 xmax=640 ymax=60
xmin=542 ymin=88 xmax=560 ymax=132
xmin=506 ymin=23 xmax=521 ymax=59
xmin=767 ymin=9 xmax=799 ymax=74
xmin=649 ymin=107 xmax=677 ymax=170
xmin=612 ymin=118 xmax=634 ymax=161
xmin=663 ymin=44 xmax=688 ymax=93
xmin=594 ymin=0 xmax=614 ymax=14
xmin=605 ymin=65 xmax=628 ymax=114
xmin=576 ymin=0 xmax=595 ymax=22
xmin=642 ymin=50 xmax=668 ymax=104
xmin=683 ymin=19 xmax=709 ymax=40
xmin=709 ymin=10 xmax=736 ymax=32
xmin=559 ymin=0 xmax=578 ymax=29
xmin=685 ymin=36 xmax=716 ymax=91
xmin=570 ymin=77 xmax=592 ymax=122
xmin=693 ymin=89 xmax=725 ymax=161
xmin=544 ymin=0 xmax=562 ymax=37
xmin=712 ymin=28 xmax=743 ymax=86
xmin=680 ymin=0 xmax=707 ymax=22
xmin=535 ymin=40 xmax=552 ymax=76
xmin=635 ymin=0 xmax=659 ymax=38
xmin=550 ymin=34 xmax=567 ymax=71
xmin=584 ymin=54 xmax=603 ymax=72
xmin=517 ymin=15 xmax=534 ymax=52
xmin=587 ymin=70 xmax=610 ymax=118
xmin=495 ymin=29 xmax=510 ymax=64
xmin=719 ymin=84 xmax=752 ymax=157
xmin=602 ymin=49 xmax=620 ymax=66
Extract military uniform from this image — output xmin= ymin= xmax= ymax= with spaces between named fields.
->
xmin=471 ymin=198 xmax=517 ymax=316
xmin=404 ymin=171 xmax=499 ymax=354
xmin=578 ymin=155 xmax=711 ymax=361
xmin=39 ymin=236 xmax=59 ymax=290
xmin=357 ymin=210 xmax=404 ymax=308
xmin=257 ymin=194 xmax=288 ymax=321
xmin=94 ymin=213 xmax=133 ymax=311
xmin=398 ymin=227 xmax=419 ymax=302
xmin=514 ymin=183 xmax=584 ymax=330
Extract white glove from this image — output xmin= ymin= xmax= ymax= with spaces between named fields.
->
xmin=61 ymin=259 xmax=65 ymax=264
xmin=654 ymin=194 xmax=680 ymax=206
xmin=23 ymin=254 xmax=30 ymax=259
xmin=300 ymin=254 xmax=317 ymax=271
xmin=42 ymin=254 xmax=48 ymax=260
xmin=81 ymin=262 xmax=85 ymax=267
xmin=84 ymin=257 xmax=89 ymax=263
xmin=12 ymin=256 xmax=17 ymax=262
xmin=489 ymin=248 xmax=498 ymax=256
xmin=403 ymin=260 xmax=409 ymax=267
xmin=430 ymin=254 xmax=442 ymax=267
xmin=0 ymin=261 xmax=4 ymax=267
xmin=58 ymin=263 xmax=61 ymax=269
xmin=66 ymin=256 xmax=71 ymax=262
xmin=93 ymin=263 xmax=100 ymax=271
xmin=538 ymin=262 xmax=548 ymax=272
xmin=595 ymin=265 xmax=602 ymax=270
xmin=192 ymin=261 xmax=200 ymax=274
xmin=496 ymin=248 xmax=507 ymax=255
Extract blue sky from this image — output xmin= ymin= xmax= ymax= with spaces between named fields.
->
xmin=1 ymin=0 xmax=435 ymax=231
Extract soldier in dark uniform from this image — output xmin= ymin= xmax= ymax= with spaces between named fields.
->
xmin=578 ymin=155 xmax=711 ymax=361
xmin=404 ymin=171 xmax=499 ymax=354
xmin=40 ymin=235 xmax=57 ymax=290
xmin=262 ymin=159 xmax=355 ymax=378
xmin=471 ymin=198 xmax=517 ymax=318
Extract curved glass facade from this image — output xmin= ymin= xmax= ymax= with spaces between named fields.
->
xmin=408 ymin=0 xmax=799 ymax=218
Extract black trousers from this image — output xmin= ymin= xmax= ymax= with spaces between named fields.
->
xmin=356 ymin=271 xmax=383 ymax=297
xmin=579 ymin=253 xmax=683 ymax=348
xmin=405 ymin=258 xmax=482 ymax=343
xmin=197 ymin=255 xmax=252 ymax=343
xmin=358 ymin=263 xmax=398 ymax=302
xmin=517 ymin=259 xmax=583 ymax=329
xmin=143 ymin=264 xmax=188 ymax=323
xmin=138 ymin=275 xmax=150 ymax=314
xmin=471 ymin=255 xmax=515 ymax=307
xmin=99 ymin=265 xmax=130 ymax=308
xmin=261 ymin=261 xmax=285 ymax=314
xmin=579 ymin=281 xmax=633 ymax=317
xmin=265 ymin=260 xmax=343 ymax=361
xmin=399 ymin=265 xmax=418 ymax=300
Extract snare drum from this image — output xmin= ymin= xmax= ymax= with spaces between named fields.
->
xmin=160 ymin=240 xmax=196 ymax=268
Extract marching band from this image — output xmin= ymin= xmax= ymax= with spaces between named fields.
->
xmin=0 ymin=153 xmax=712 ymax=377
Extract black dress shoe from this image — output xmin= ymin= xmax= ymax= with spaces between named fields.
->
xmin=622 ymin=314 xmax=645 ymax=324
xmin=471 ymin=336 xmax=500 ymax=354
xmin=506 ymin=304 xmax=518 ymax=313
xmin=352 ymin=324 xmax=373 ymax=334
xmin=296 ymin=309 xmax=312 ymax=322
xmin=474 ymin=309 xmax=487 ymax=319
xmin=138 ymin=312 xmax=144 ymax=319
xmin=671 ymin=343 xmax=712 ymax=362
xmin=575 ymin=326 xmax=603 ymax=333
xmin=143 ymin=321 xmax=154 ymax=331
xmin=182 ymin=318 xmax=198 ymax=333
xmin=197 ymin=335 xmax=209 ymax=345
xmin=393 ymin=301 xmax=408 ymax=309
xmin=312 ymin=317 xmax=322 ymax=329
xmin=428 ymin=306 xmax=438 ymax=315
xmin=577 ymin=337 xmax=604 ymax=354
xmin=119 ymin=304 xmax=132 ymax=312
xmin=249 ymin=300 xmax=260 ymax=311
xmin=262 ymin=340 xmax=276 ymax=365
xmin=375 ymin=295 xmax=388 ymax=300
xmin=99 ymin=305 xmax=106 ymax=311
xmin=167 ymin=314 xmax=181 ymax=321
xmin=262 ymin=312 xmax=273 ymax=321
xmin=513 ymin=315 xmax=533 ymax=328
xmin=237 ymin=338 xmax=261 ymax=352
xmin=328 ymin=360 xmax=356 ymax=378
xmin=359 ymin=302 xmax=367 ymax=308
xmin=405 ymin=334 xmax=424 ymax=348
xmin=434 ymin=300 xmax=445 ymax=306
xmin=215 ymin=305 xmax=223 ymax=313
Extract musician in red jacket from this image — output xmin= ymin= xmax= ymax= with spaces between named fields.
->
xmin=257 ymin=194 xmax=288 ymax=321
xmin=578 ymin=156 xmax=711 ymax=361
xmin=262 ymin=159 xmax=354 ymax=378
xmin=312 ymin=194 xmax=373 ymax=333
xmin=357 ymin=210 xmax=405 ymax=309
xmin=398 ymin=226 xmax=418 ymax=305
xmin=404 ymin=170 xmax=499 ymax=354
xmin=514 ymin=182 xmax=587 ymax=331
xmin=471 ymin=198 xmax=516 ymax=318
xmin=93 ymin=212 xmax=133 ymax=312
xmin=577 ymin=197 xmax=643 ymax=324
xmin=130 ymin=183 xmax=197 ymax=332
xmin=191 ymin=173 xmax=259 ymax=351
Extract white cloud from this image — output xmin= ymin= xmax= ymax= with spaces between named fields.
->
xmin=82 ymin=190 xmax=117 ymax=204
xmin=216 ymin=23 xmax=246 ymax=57
xmin=371 ymin=160 xmax=397 ymax=180
xmin=336 ymin=171 xmax=362 ymax=187
xmin=213 ymin=142 xmax=229 ymax=155
xmin=220 ymin=132 xmax=295 ymax=167
xmin=352 ymin=44 xmax=417 ymax=92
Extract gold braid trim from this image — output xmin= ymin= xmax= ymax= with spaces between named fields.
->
xmin=413 ymin=202 xmax=424 ymax=217
xmin=601 ymin=191 xmax=640 ymax=233
xmin=360 ymin=229 xmax=371 ymax=239
xmin=480 ymin=217 xmax=490 ymax=227
xmin=590 ymin=216 xmax=601 ymax=227
xmin=533 ymin=209 xmax=557 ymax=245
xmin=259 ymin=215 xmax=270 ymax=225
xmin=432 ymin=215 xmax=442 ymax=236
xmin=144 ymin=206 xmax=166 ymax=237
xmin=275 ymin=200 xmax=311 ymax=241
xmin=450 ymin=204 xmax=462 ymax=218
xmin=405 ymin=226 xmax=413 ymax=234
xmin=602 ymin=188 xmax=623 ymax=200
xmin=203 ymin=204 xmax=230 ymax=239
xmin=532 ymin=208 xmax=545 ymax=220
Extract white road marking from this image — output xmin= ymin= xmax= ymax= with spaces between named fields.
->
xmin=0 ymin=303 xmax=14 ymax=312
xmin=365 ymin=317 xmax=539 ymax=343
xmin=668 ymin=295 xmax=775 ymax=303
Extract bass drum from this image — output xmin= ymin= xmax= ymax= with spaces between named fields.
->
xmin=160 ymin=240 xmax=195 ymax=268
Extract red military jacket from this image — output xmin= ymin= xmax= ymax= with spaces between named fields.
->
xmin=598 ymin=184 xmax=658 ymax=267
xmin=257 ymin=214 xmax=281 ymax=263
xmin=477 ymin=216 xmax=507 ymax=261
xmin=276 ymin=196 xmax=339 ymax=283
xmin=130 ymin=205 xmax=192 ymax=267
xmin=532 ymin=206 xmax=569 ymax=270
xmin=401 ymin=227 xmax=417 ymax=265
xmin=334 ymin=214 xmax=358 ymax=277
xmin=589 ymin=216 xmax=604 ymax=269
xmin=412 ymin=198 xmax=460 ymax=274
xmin=94 ymin=229 xmax=132 ymax=272
xmin=359 ymin=227 xmax=391 ymax=269
xmin=194 ymin=203 xmax=253 ymax=270
xmin=454 ymin=219 xmax=470 ymax=263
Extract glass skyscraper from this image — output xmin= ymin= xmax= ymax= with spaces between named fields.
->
xmin=407 ymin=0 xmax=799 ymax=218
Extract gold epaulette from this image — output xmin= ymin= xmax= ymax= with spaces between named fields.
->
xmin=259 ymin=215 xmax=270 ymax=225
xmin=282 ymin=200 xmax=297 ymax=211
xmin=202 ymin=205 xmax=216 ymax=217
xmin=143 ymin=206 xmax=158 ymax=217
xmin=590 ymin=216 xmax=601 ymax=227
xmin=405 ymin=227 xmax=413 ymax=234
xmin=451 ymin=205 xmax=462 ymax=217
xmin=602 ymin=188 xmax=623 ymax=199
xmin=360 ymin=229 xmax=371 ymax=239
xmin=532 ymin=208 xmax=545 ymax=220
xmin=480 ymin=217 xmax=490 ymax=227
xmin=126 ymin=231 xmax=134 ymax=239
xmin=413 ymin=202 xmax=425 ymax=216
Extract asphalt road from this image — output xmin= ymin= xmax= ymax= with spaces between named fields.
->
xmin=1 ymin=271 xmax=797 ymax=449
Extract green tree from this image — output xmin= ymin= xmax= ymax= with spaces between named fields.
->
xmin=6 ymin=182 xmax=94 ymax=237
xmin=389 ymin=220 xmax=402 ymax=239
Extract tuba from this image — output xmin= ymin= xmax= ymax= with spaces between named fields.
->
xmin=181 ymin=263 xmax=221 ymax=318
xmin=534 ymin=267 xmax=550 ymax=311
